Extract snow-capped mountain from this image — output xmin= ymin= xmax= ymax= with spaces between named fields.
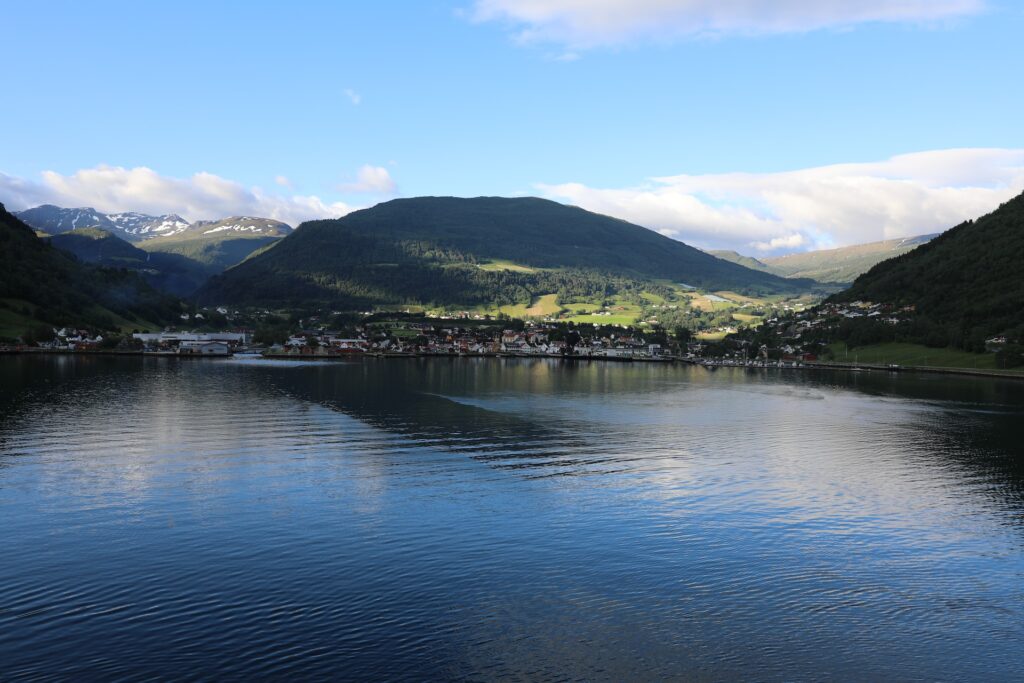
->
xmin=14 ymin=205 xmax=291 ymax=242
xmin=185 ymin=216 xmax=292 ymax=238
xmin=139 ymin=215 xmax=293 ymax=274
xmin=14 ymin=205 xmax=118 ymax=235
xmin=106 ymin=212 xmax=191 ymax=239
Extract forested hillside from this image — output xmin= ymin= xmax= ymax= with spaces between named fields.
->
xmin=199 ymin=196 xmax=810 ymax=308
xmin=48 ymin=228 xmax=208 ymax=296
xmin=830 ymin=192 xmax=1024 ymax=351
xmin=0 ymin=203 xmax=182 ymax=339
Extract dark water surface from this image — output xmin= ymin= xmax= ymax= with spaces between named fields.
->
xmin=1 ymin=355 xmax=1023 ymax=681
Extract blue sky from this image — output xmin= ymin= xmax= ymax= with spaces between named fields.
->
xmin=3 ymin=1 xmax=1023 ymax=253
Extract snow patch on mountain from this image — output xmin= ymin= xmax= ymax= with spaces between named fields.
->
xmin=107 ymin=212 xmax=191 ymax=238
xmin=190 ymin=216 xmax=292 ymax=237
xmin=14 ymin=205 xmax=291 ymax=242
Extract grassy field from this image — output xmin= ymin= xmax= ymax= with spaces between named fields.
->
xmin=477 ymin=259 xmax=538 ymax=273
xmin=492 ymin=293 xmax=563 ymax=319
xmin=0 ymin=299 xmax=44 ymax=339
xmin=565 ymin=312 xmax=640 ymax=326
xmin=640 ymin=291 xmax=666 ymax=305
xmin=827 ymin=342 xmax=1011 ymax=370
xmin=562 ymin=302 xmax=602 ymax=314
xmin=524 ymin=294 xmax=561 ymax=317
xmin=565 ymin=297 xmax=642 ymax=326
xmin=495 ymin=301 xmax=529 ymax=317
xmin=713 ymin=291 xmax=763 ymax=306
xmin=696 ymin=330 xmax=728 ymax=342
xmin=685 ymin=292 xmax=736 ymax=312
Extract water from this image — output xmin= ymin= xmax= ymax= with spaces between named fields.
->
xmin=1 ymin=355 xmax=1022 ymax=681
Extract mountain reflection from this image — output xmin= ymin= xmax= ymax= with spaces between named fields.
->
xmin=264 ymin=358 xmax=1024 ymax=513
xmin=2 ymin=356 xmax=1023 ymax=680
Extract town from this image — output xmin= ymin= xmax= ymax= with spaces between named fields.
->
xmin=1 ymin=313 xmax=805 ymax=366
xmin=5 ymin=299 xmax=1018 ymax=373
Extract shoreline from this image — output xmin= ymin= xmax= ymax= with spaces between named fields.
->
xmin=3 ymin=346 xmax=1023 ymax=380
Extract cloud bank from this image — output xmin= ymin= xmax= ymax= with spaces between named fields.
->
xmin=472 ymin=0 xmax=984 ymax=48
xmin=0 ymin=165 xmax=355 ymax=227
xmin=538 ymin=148 xmax=1024 ymax=253
xmin=340 ymin=165 xmax=397 ymax=194
xmin=3 ymin=150 xmax=1021 ymax=255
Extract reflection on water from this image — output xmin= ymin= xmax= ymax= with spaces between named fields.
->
xmin=1 ymin=355 xmax=1023 ymax=680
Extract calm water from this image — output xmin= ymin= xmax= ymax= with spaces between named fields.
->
xmin=1 ymin=356 xmax=1023 ymax=681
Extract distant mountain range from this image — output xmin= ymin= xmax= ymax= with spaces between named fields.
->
xmin=709 ymin=233 xmax=938 ymax=284
xmin=139 ymin=217 xmax=291 ymax=275
xmin=14 ymin=206 xmax=293 ymax=297
xmin=198 ymin=196 xmax=811 ymax=309
xmin=15 ymin=204 xmax=291 ymax=243
xmin=14 ymin=205 xmax=192 ymax=241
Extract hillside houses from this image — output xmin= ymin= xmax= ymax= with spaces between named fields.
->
xmin=262 ymin=322 xmax=673 ymax=361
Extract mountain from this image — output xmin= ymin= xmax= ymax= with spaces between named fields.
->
xmin=106 ymin=212 xmax=191 ymax=239
xmin=15 ymin=204 xmax=190 ymax=241
xmin=707 ymin=250 xmax=776 ymax=274
xmin=763 ymin=234 xmax=937 ymax=283
xmin=0 ymin=204 xmax=182 ymax=340
xmin=710 ymin=235 xmax=937 ymax=284
xmin=14 ymin=206 xmax=293 ymax=293
xmin=186 ymin=216 xmax=291 ymax=237
xmin=198 ymin=196 xmax=811 ymax=309
xmin=47 ymin=228 xmax=209 ymax=297
xmin=15 ymin=205 xmax=117 ymax=234
xmin=139 ymin=216 xmax=291 ymax=274
xmin=830 ymin=192 xmax=1024 ymax=351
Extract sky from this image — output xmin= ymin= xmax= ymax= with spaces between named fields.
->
xmin=2 ymin=0 xmax=1023 ymax=254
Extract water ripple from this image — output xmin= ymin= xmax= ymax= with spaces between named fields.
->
xmin=0 ymin=357 xmax=1022 ymax=680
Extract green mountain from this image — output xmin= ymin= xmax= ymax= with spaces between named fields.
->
xmin=140 ymin=216 xmax=291 ymax=274
xmin=763 ymin=234 xmax=936 ymax=283
xmin=0 ymin=203 xmax=181 ymax=340
xmin=198 ymin=196 xmax=810 ymax=309
xmin=830 ymin=191 xmax=1024 ymax=351
xmin=710 ymin=235 xmax=937 ymax=284
xmin=48 ymin=228 xmax=209 ymax=297
xmin=707 ymin=250 xmax=776 ymax=274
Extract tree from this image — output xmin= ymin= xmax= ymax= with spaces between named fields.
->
xmin=673 ymin=326 xmax=692 ymax=343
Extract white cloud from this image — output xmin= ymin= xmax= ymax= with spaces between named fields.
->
xmin=274 ymin=175 xmax=292 ymax=188
xmin=340 ymin=165 xmax=397 ymax=194
xmin=344 ymin=88 xmax=362 ymax=105
xmin=471 ymin=0 xmax=984 ymax=48
xmin=538 ymin=148 xmax=1024 ymax=253
xmin=0 ymin=165 xmax=355 ymax=228
xmin=753 ymin=233 xmax=806 ymax=252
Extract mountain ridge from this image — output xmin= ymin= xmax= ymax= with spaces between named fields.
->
xmin=198 ymin=196 xmax=812 ymax=309
xmin=14 ymin=204 xmax=291 ymax=242
xmin=139 ymin=216 xmax=291 ymax=277
xmin=709 ymin=233 xmax=939 ymax=284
